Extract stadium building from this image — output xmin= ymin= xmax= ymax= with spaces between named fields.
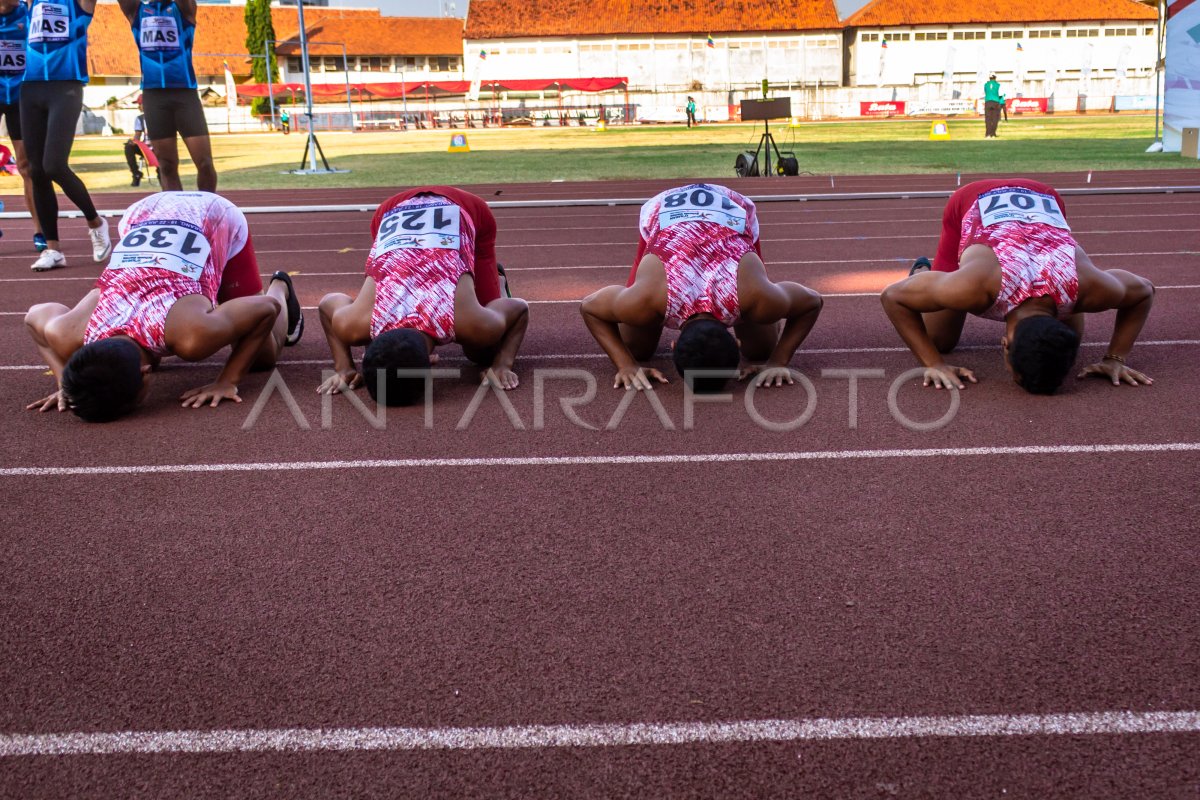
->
xmin=85 ymin=3 xmax=463 ymax=127
xmin=842 ymin=0 xmax=1159 ymax=114
xmin=463 ymin=0 xmax=844 ymax=121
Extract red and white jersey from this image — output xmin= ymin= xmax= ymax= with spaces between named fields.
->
xmin=366 ymin=192 xmax=477 ymax=343
xmin=85 ymin=192 xmax=250 ymax=356
xmin=637 ymin=184 xmax=760 ymax=329
xmin=959 ymin=185 xmax=1079 ymax=321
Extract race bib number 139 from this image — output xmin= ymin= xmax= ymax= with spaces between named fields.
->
xmin=110 ymin=220 xmax=212 ymax=280
xmin=374 ymin=203 xmax=462 ymax=256
xmin=977 ymin=188 xmax=1070 ymax=230
xmin=657 ymin=187 xmax=748 ymax=233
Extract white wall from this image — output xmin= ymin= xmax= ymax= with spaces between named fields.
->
xmin=849 ymin=21 xmax=1157 ymax=98
xmin=464 ymin=33 xmax=843 ymax=91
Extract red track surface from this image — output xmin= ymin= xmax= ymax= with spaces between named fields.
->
xmin=1 ymin=172 xmax=1198 ymax=797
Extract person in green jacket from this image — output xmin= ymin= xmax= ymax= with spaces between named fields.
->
xmin=686 ymin=96 xmax=697 ymax=127
xmin=984 ymin=74 xmax=1005 ymax=138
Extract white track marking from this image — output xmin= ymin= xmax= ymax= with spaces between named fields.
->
xmin=1 ymin=185 xmax=1197 ymax=220
xmin=5 ymin=252 xmax=1200 ymax=281
xmin=1 ymin=709 xmax=1198 ymax=756
xmin=2 ymin=339 xmax=1198 ymax=372
xmin=2 ymin=443 xmax=1198 ymax=478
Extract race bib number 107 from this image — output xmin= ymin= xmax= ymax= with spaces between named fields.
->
xmin=657 ymin=187 xmax=748 ymax=233
xmin=977 ymin=188 xmax=1070 ymax=231
xmin=110 ymin=220 xmax=212 ymax=280
xmin=374 ymin=203 xmax=462 ymax=256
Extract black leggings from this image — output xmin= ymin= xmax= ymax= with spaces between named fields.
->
xmin=19 ymin=80 xmax=98 ymax=243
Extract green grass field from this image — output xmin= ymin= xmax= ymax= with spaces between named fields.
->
xmin=39 ymin=114 xmax=1190 ymax=193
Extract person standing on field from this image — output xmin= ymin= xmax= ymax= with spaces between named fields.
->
xmin=22 ymin=0 xmax=113 ymax=272
xmin=0 ymin=0 xmax=47 ymax=253
xmin=984 ymin=73 xmax=1005 ymax=138
xmin=686 ymin=96 xmax=697 ymax=127
xmin=118 ymin=0 xmax=216 ymax=192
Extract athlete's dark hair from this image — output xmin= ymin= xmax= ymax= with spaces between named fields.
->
xmin=673 ymin=319 xmax=741 ymax=394
xmin=1008 ymin=315 xmax=1080 ymax=395
xmin=362 ymin=329 xmax=431 ymax=406
xmin=61 ymin=339 xmax=144 ymax=423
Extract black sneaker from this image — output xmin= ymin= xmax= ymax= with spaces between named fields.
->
xmin=131 ymin=172 xmax=142 ymax=187
xmin=497 ymin=263 xmax=512 ymax=298
xmin=909 ymin=257 xmax=932 ymax=276
xmin=271 ymin=270 xmax=304 ymax=345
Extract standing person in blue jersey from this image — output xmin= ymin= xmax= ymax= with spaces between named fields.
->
xmin=21 ymin=0 xmax=110 ymax=271
xmin=0 ymin=0 xmax=46 ymax=252
xmin=118 ymin=0 xmax=215 ymax=193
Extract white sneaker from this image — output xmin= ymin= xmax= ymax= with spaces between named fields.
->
xmin=31 ymin=249 xmax=66 ymax=271
xmin=89 ymin=217 xmax=112 ymax=262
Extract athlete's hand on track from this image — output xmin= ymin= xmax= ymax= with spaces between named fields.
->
xmin=739 ymin=364 xmax=794 ymax=388
xmin=317 ymin=369 xmax=363 ymax=395
xmin=614 ymin=366 xmax=667 ymax=391
xmin=26 ymin=390 xmax=67 ymax=413
xmin=923 ymin=364 xmax=976 ymax=390
xmin=481 ymin=367 xmax=519 ymax=390
xmin=180 ymin=381 xmax=241 ymax=408
xmin=1077 ymin=361 xmax=1153 ymax=387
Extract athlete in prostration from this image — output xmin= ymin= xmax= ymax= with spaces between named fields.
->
xmin=881 ymin=178 xmax=1155 ymax=394
xmin=316 ymin=186 xmax=529 ymax=406
xmin=24 ymin=192 xmax=304 ymax=421
xmin=581 ymin=183 xmax=823 ymax=392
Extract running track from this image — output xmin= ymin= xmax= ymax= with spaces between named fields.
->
xmin=1 ymin=172 xmax=1198 ymax=798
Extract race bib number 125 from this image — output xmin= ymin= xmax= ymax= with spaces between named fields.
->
xmin=374 ymin=203 xmax=462 ymax=256
xmin=657 ymin=186 xmax=748 ymax=233
xmin=110 ymin=220 xmax=212 ymax=280
xmin=977 ymin=188 xmax=1070 ymax=230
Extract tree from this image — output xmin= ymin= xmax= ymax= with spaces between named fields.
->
xmin=243 ymin=0 xmax=279 ymax=118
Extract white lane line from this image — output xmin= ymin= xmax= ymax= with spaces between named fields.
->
xmin=2 ymin=254 xmax=1197 ymax=282
xmin=3 ymin=442 xmax=1199 ymax=478
xmin=237 ymin=211 xmax=1200 ymax=238
xmin=2 ymin=709 xmax=1198 ymax=756
xmin=2 ymin=339 xmax=1198 ymax=372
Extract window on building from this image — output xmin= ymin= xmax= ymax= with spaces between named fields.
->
xmin=447 ymin=57 xmax=459 ymax=70
xmin=990 ymin=30 xmax=1023 ymax=39
xmin=1065 ymin=28 xmax=1100 ymax=37
xmin=1104 ymin=27 xmax=1138 ymax=36
xmin=953 ymin=30 xmax=985 ymax=40
xmin=405 ymin=56 xmax=417 ymax=68
xmin=287 ymin=56 xmax=302 ymax=72
xmin=321 ymin=57 xmax=340 ymax=71
xmin=1028 ymin=29 xmax=1061 ymax=38
xmin=367 ymin=57 xmax=381 ymax=70
xmin=914 ymin=31 xmax=947 ymax=41
xmin=884 ymin=31 xmax=910 ymax=41
xmin=1145 ymin=27 xmax=1154 ymax=35
xmin=862 ymin=32 xmax=880 ymax=41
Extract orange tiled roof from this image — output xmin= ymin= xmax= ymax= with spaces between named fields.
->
xmin=464 ymin=0 xmax=842 ymax=39
xmin=843 ymin=0 xmax=1155 ymax=27
xmin=87 ymin=3 xmax=455 ymax=79
xmin=275 ymin=16 xmax=463 ymax=57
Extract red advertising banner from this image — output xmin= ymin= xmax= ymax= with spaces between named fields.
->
xmin=860 ymin=100 xmax=905 ymax=117
xmin=1006 ymin=97 xmax=1049 ymax=114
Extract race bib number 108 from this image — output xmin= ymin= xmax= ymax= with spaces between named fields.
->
xmin=977 ymin=188 xmax=1070 ymax=231
xmin=110 ymin=220 xmax=212 ymax=280
xmin=374 ymin=203 xmax=462 ymax=256
xmin=657 ymin=187 xmax=748 ymax=233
